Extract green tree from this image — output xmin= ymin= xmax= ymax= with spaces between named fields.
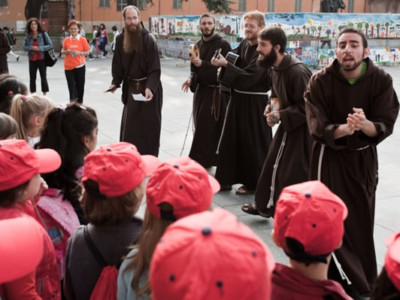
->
xmin=364 ymin=23 xmax=369 ymax=37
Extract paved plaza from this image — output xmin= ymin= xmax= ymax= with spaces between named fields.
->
xmin=7 ymin=53 xmax=400 ymax=268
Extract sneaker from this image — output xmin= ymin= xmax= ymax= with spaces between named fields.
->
xmin=101 ymin=56 xmax=107 ymax=59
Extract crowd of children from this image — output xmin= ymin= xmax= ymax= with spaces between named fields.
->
xmin=1 ymin=25 xmax=400 ymax=300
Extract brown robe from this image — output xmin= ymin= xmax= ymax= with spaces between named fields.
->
xmin=215 ymin=40 xmax=272 ymax=190
xmin=189 ymin=33 xmax=231 ymax=168
xmin=255 ymin=55 xmax=312 ymax=216
xmin=111 ymin=24 xmax=162 ymax=156
xmin=304 ymin=58 xmax=399 ymax=295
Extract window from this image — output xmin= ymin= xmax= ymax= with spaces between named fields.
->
xmin=117 ymin=0 xmax=145 ymax=12
xmin=137 ymin=0 xmax=146 ymax=9
xmin=0 ymin=0 xmax=8 ymax=7
xmin=348 ymin=0 xmax=354 ymax=12
xmin=267 ymin=0 xmax=275 ymax=12
xmin=173 ymin=0 xmax=182 ymax=10
xmin=294 ymin=0 xmax=302 ymax=12
xmin=117 ymin=0 xmax=127 ymax=11
xmin=99 ymin=0 xmax=109 ymax=8
xmin=238 ymin=0 xmax=246 ymax=12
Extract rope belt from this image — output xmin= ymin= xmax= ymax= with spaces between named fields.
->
xmin=233 ymin=89 xmax=269 ymax=96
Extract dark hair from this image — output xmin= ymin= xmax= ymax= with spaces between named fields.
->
xmin=0 ymin=180 xmax=30 ymax=208
xmin=258 ymin=27 xmax=287 ymax=54
xmin=337 ymin=27 xmax=368 ymax=49
xmin=112 ymin=25 xmax=117 ymax=31
xmin=99 ymin=23 xmax=106 ymax=30
xmin=82 ymin=180 xmax=143 ymax=226
xmin=200 ymin=13 xmax=215 ymax=24
xmin=284 ymin=237 xmax=329 ymax=266
xmin=26 ymin=18 xmax=44 ymax=34
xmin=37 ymin=103 xmax=98 ymax=224
xmin=371 ymin=267 xmax=400 ymax=300
xmin=0 ymin=74 xmax=28 ymax=114
xmin=0 ymin=112 xmax=18 ymax=139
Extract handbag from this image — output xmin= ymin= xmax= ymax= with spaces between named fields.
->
xmin=42 ymin=32 xmax=57 ymax=67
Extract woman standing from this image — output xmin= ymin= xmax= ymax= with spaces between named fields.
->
xmin=23 ymin=18 xmax=52 ymax=95
xmin=98 ymin=23 xmax=109 ymax=58
xmin=61 ymin=20 xmax=90 ymax=103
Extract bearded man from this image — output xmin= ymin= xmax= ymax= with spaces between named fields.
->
xmin=211 ymin=11 xmax=272 ymax=195
xmin=109 ymin=5 xmax=162 ymax=156
xmin=305 ymin=27 xmax=399 ymax=298
xmin=181 ymin=14 xmax=231 ymax=168
xmin=242 ymin=26 xmax=312 ymax=217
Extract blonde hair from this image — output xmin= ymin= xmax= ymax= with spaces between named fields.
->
xmin=10 ymin=94 xmax=54 ymax=141
xmin=125 ymin=204 xmax=174 ymax=297
xmin=243 ymin=10 xmax=266 ymax=27
xmin=0 ymin=112 xmax=18 ymax=139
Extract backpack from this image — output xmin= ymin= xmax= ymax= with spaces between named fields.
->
xmin=84 ymin=226 xmax=118 ymax=300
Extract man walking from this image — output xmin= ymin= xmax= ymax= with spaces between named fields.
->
xmin=108 ymin=5 xmax=162 ymax=156
xmin=305 ymin=27 xmax=399 ymax=298
xmin=211 ymin=11 xmax=272 ymax=195
xmin=181 ymin=14 xmax=231 ymax=168
xmin=242 ymin=27 xmax=312 ymax=217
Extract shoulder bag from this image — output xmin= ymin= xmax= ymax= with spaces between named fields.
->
xmin=42 ymin=32 xmax=57 ymax=67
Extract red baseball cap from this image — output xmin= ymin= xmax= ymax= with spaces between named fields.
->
xmin=150 ymin=208 xmax=275 ymax=300
xmin=82 ymin=142 xmax=161 ymax=198
xmin=385 ymin=232 xmax=400 ymax=291
xmin=0 ymin=216 xmax=44 ymax=283
xmin=273 ymin=181 xmax=348 ymax=258
xmin=146 ymin=157 xmax=220 ymax=220
xmin=0 ymin=139 xmax=61 ymax=191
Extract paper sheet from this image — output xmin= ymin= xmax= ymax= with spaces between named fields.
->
xmin=132 ymin=93 xmax=151 ymax=101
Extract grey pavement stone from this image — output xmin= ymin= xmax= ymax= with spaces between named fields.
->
xmin=7 ymin=53 xmax=400 ymax=269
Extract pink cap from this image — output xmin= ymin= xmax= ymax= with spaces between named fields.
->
xmin=146 ymin=157 xmax=220 ymax=220
xmin=150 ymin=208 xmax=275 ymax=299
xmin=385 ymin=232 xmax=400 ymax=291
xmin=82 ymin=142 xmax=161 ymax=198
xmin=0 ymin=216 xmax=44 ymax=283
xmin=0 ymin=139 xmax=61 ymax=191
xmin=273 ymin=181 xmax=348 ymax=258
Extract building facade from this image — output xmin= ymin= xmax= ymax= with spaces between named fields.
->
xmin=0 ymin=0 xmax=397 ymax=33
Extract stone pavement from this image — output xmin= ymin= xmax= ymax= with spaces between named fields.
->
xmin=7 ymin=53 xmax=400 ymax=269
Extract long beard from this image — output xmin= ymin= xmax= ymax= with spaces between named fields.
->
xmin=123 ymin=23 xmax=142 ymax=54
xmin=257 ymin=50 xmax=277 ymax=69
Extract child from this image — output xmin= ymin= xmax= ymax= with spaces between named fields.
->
xmin=150 ymin=208 xmax=275 ymax=300
xmin=117 ymin=157 xmax=220 ymax=300
xmin=37 ymin=102 xmax=98 ymax=224
xmin=10 ymin=93 xmax=53 ymax=147
xmin=271 ymin=180 xmax=352 ymax=299
xmin=64 ymin=142 xmax=160 ymax=300
xmin=0 ymin=139 xmax=62 ymax=299
xmin=34 ymin=103 xmax=98 ymax=281
xmin=371 ymin=232 xmax=400 ymax=299
xmin=0 ymin=112 xmax=18 ymax=139
xmin=0 ymin=74 xmax=28 ymax=114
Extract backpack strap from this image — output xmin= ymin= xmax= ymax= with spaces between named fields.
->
xmin=83 ymin=226 xmax=108 ymax=267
